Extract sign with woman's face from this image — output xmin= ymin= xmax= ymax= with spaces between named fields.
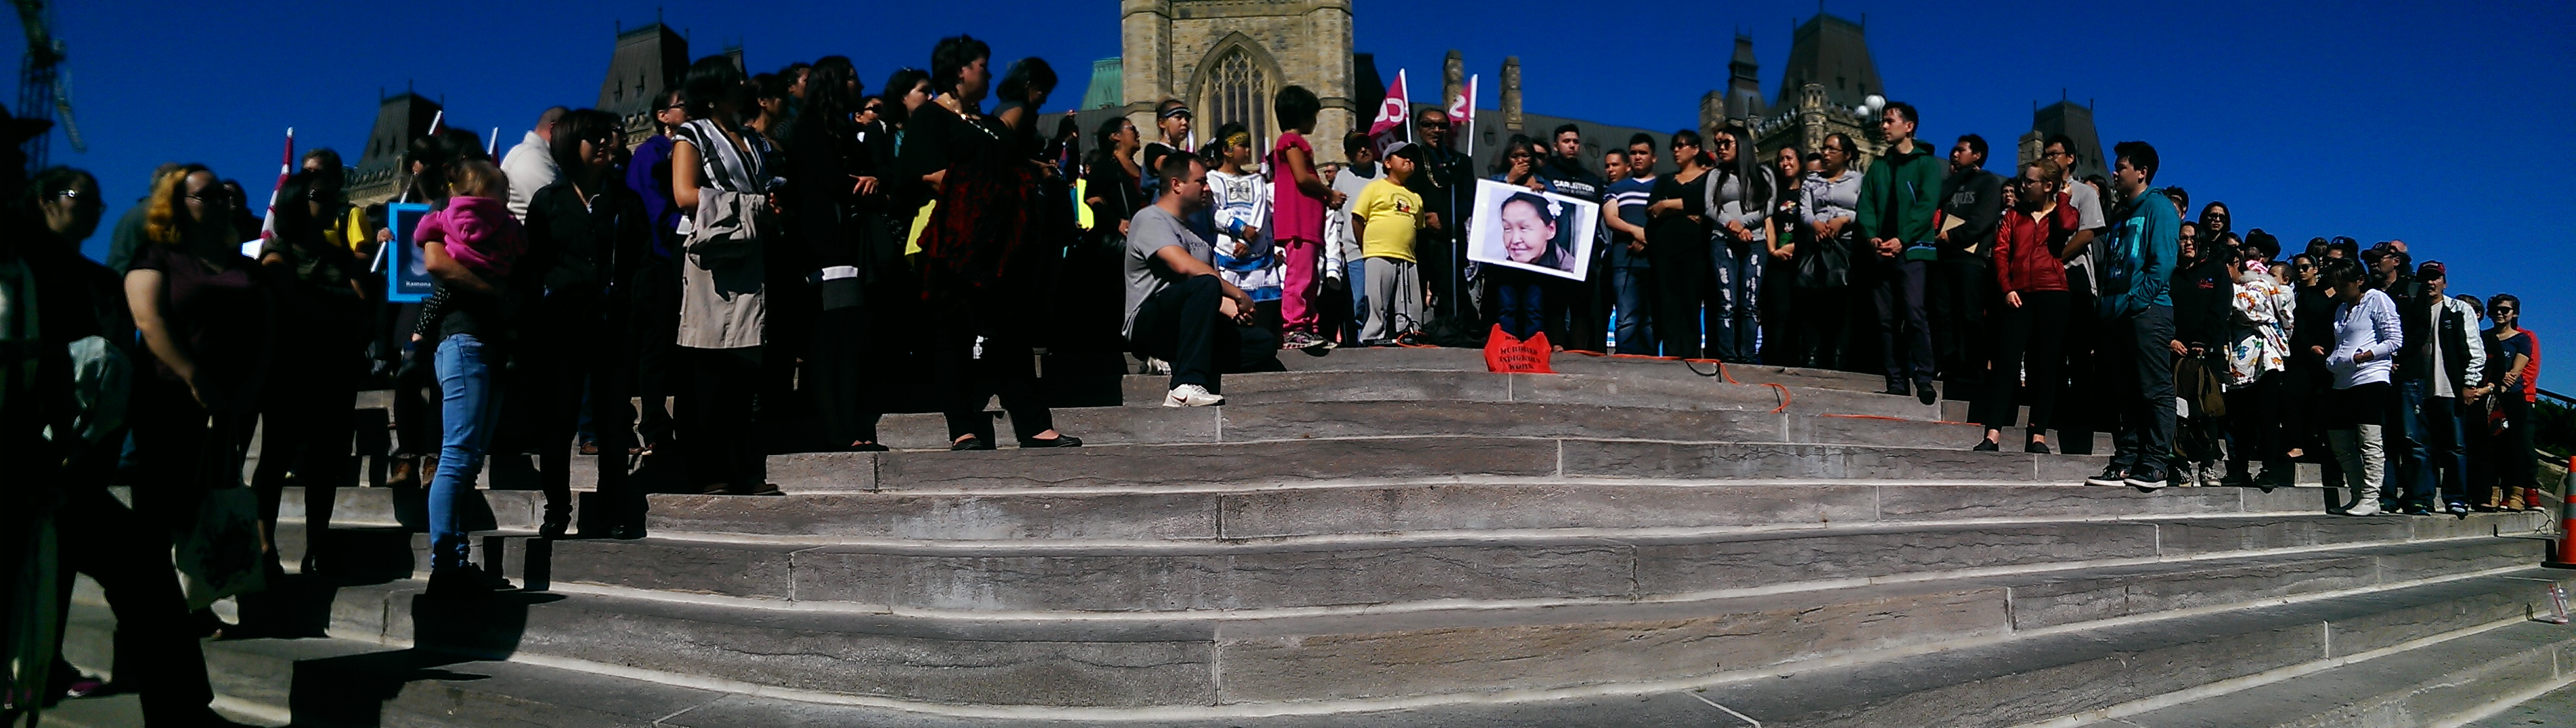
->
xmin=1467 ymin=179 xmax=1596 ymax=282
xmin=382 ymin=202 xmax=435 ymax=303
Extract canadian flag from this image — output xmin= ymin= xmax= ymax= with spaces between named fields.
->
xmin=1369 ymin=69 xmax=1409 ymax=139
xmin=258 ymin=127 xmax=294 ymax=242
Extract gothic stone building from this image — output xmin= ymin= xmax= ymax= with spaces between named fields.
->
xmin=1118 ymin=0 xmax=1359 ymax=160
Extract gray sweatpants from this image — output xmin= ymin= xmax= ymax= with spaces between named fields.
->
xmin=1361 ymin=256 xmax=1422 ymax=344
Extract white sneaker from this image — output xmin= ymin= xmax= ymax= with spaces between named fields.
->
xmin=1164 ymin=384 xmax=1224 ymax=407
xmin=2342 ymin=500 xmax=2383 ymax=517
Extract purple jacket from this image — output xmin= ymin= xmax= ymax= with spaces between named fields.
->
xmin=627 ymin=134 xmax=680 ymax=258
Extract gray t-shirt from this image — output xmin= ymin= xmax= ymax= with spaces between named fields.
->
xmin=1124 ymin=204 xmax=1214 ymax=338
xmin=2062 ymin=178 xmax=2108 ymax=285
xmin=1329 ymin=163 xmax=1379 ymax=261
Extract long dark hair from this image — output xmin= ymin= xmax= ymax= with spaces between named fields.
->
xmin=1086 ymin=116 xmax=1133 ymax=177
xmin=996 ymin=56 xmax=1056 ymax=107
xmin=1490 ymin=133 xmax=1539 ymax=176
xmin=267 ymin=171 xmax=325 ymax=249
xmin=1708 ymin=124 xmax=1772 ymax=215
xmin=879 ymin=67 xmax=930 ymax=126
xmin=803 ymin=56 xmax=864 ymax=141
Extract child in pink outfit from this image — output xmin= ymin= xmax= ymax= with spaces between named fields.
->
xmin=413 ymin=161 xmax=525 ymax=278
xmin=1269 ymin=87 xmax=1337 ymax=350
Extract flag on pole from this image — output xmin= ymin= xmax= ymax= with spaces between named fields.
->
xmin=1450 ymin=74 xmax=1477 ymax=158
xmin=1370 ymin=69 xmax=1410 ymax=138
xmin=258 ymin=127 xmax=295 ymax=242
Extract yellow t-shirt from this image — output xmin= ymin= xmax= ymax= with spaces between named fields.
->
xmin=1353 ymin=177 xmax=1422 ymax=263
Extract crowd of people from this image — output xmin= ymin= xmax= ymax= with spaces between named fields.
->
xmin=0 ymin=35 xmax=2556 ymax=727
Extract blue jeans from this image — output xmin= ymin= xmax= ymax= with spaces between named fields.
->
xmin=2392 ymin=379 xmax=2464 ymax=506
xmin=1344 ymin=259 xmax=1368 ymax=341
xmin=430 ymin=334 xmax=503 ymax=571
xmin=1611 ymin=266 xmax=1655 ymax=355
xmin=1710 ymin=240 xmax=1762 ymax=361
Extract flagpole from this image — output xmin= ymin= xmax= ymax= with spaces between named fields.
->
xmin=1401 ymin=70 xmax=1414 ymax=144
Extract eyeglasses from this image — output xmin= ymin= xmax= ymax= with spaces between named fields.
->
xmin=1712 ymin=139 xmax=1736 ymax=148
xmin=1674 ymin=141 xmax=1699 ymax=149
xmin=53 ymin=189 xmax=81 ymax=199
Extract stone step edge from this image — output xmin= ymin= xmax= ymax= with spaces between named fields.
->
xmin=55 ymin=609 xmax=726 ymax=728
xmin=555 ymin=509 xmax=2548 ymax=554
xmin=301 ymin=568 xmax=2576 ymax=722
xmin=523 ymin=532 xmax=2545 ymax=625
xmin=2006 ymin=610 xmax=2576 ymax=728
xmin=289 ymin=477 xmax=2253 ymax=507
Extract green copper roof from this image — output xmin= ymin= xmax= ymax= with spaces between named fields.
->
xmin=1080 ymin=57 xmax=1123 ymax=111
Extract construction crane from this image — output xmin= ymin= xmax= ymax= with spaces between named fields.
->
xmin=14 ymin=0 xmax=81 ymax=170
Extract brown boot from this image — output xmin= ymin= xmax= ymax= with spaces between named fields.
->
xmin=2502 ymin=486 xmax=2528 ymax=512
xmin=388 ymin=456 xmax=421 ymax=489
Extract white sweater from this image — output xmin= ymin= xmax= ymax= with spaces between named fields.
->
xmin=2328 ymin=288 xmax=2404 ymax=389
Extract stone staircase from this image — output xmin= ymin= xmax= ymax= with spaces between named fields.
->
xmin=60 ymin=349 xmax=2576 ymax=727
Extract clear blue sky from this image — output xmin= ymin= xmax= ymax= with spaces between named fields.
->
xmin=24 ymin=0 xmax=2573 ymax=389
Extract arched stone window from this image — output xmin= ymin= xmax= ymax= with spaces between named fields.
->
xmin=1202 ymin=46 xmax=1270 ymax=142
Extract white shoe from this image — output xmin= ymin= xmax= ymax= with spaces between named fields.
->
xmin=2342 ymin=500 xmax=2383 ymax=517
xmin=1164 ymin=384 xmax=1224 ymax=407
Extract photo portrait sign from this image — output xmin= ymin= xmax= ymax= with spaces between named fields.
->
xmin=1466 ymin=179 xmax=1596 ymax=282
xmin=382 ymin=202 xmax=435 ymax=303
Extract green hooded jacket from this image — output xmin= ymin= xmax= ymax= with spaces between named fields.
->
xmin=1854 ymin=140 xmax=1946 ymax=247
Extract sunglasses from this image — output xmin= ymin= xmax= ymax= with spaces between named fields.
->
xmin=1420 ymin=120 xmax=1450 ymax=128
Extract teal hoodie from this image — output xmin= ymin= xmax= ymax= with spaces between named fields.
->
xmin=1854 ymin=140 xmax=1945 ymax=248
xmin=2097 ymin=187 xmax=2180 ymax=320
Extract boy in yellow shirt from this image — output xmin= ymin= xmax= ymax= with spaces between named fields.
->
xmin=1350 ymin=141 xmax=1427 ymax=345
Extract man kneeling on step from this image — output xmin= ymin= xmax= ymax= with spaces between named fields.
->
xmin=1124 ymin=153 xmax=1282 ymax=407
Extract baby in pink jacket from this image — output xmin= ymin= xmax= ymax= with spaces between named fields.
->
xmin=413 ymin=159 xmax=525 ymax=278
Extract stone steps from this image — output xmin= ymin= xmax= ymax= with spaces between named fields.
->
xmin=292 ymin=479 xmax=2332 ymax=543
xmin=60 ymin=562 xmax=2574 ymax=725
xmin=1671 ymin=572 xmax=2576 ymax=728
xmin=2459 ymin=677 xmax=2576 ymax=728
xmin=770 ymin=437 xmax=2112 ymax=494
xmin=530 ymin=514 xmax=2546 ymax=615
xmin=879 ymin=398 xmax=2017 ymax=452
xmin=638 ymin=481 xmax=2334 ymax=543
xmin=57 ymin=606 xmax=722 ymax=728
xmin=2095 ymin=619 xmax=2576 ymax=728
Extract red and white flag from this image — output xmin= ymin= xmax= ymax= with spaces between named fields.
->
xmin=258 ymin=127 xmax=294 ymax=242
xmin=1449 ymin=74 xmax=1477 ymax=156
xmin=1369 ymin=69 xmax=1409 ymax=139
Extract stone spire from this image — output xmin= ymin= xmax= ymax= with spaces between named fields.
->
xmin=1500 ymin=56 xmax=1522 ymax=134
xmin=1442 ymin=49 xmax=1464 ymax=117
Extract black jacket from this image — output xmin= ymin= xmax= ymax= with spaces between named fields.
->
xmin=2396 ymin=293 xmax=2478 ymax=388
xmin=1936 ymin=166 xmax=2004 ymax=258
xmin=2170 ymin=257 xmax=2232 ymax=348
xmin=522 ymin=179 xmax=652 ymax=304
